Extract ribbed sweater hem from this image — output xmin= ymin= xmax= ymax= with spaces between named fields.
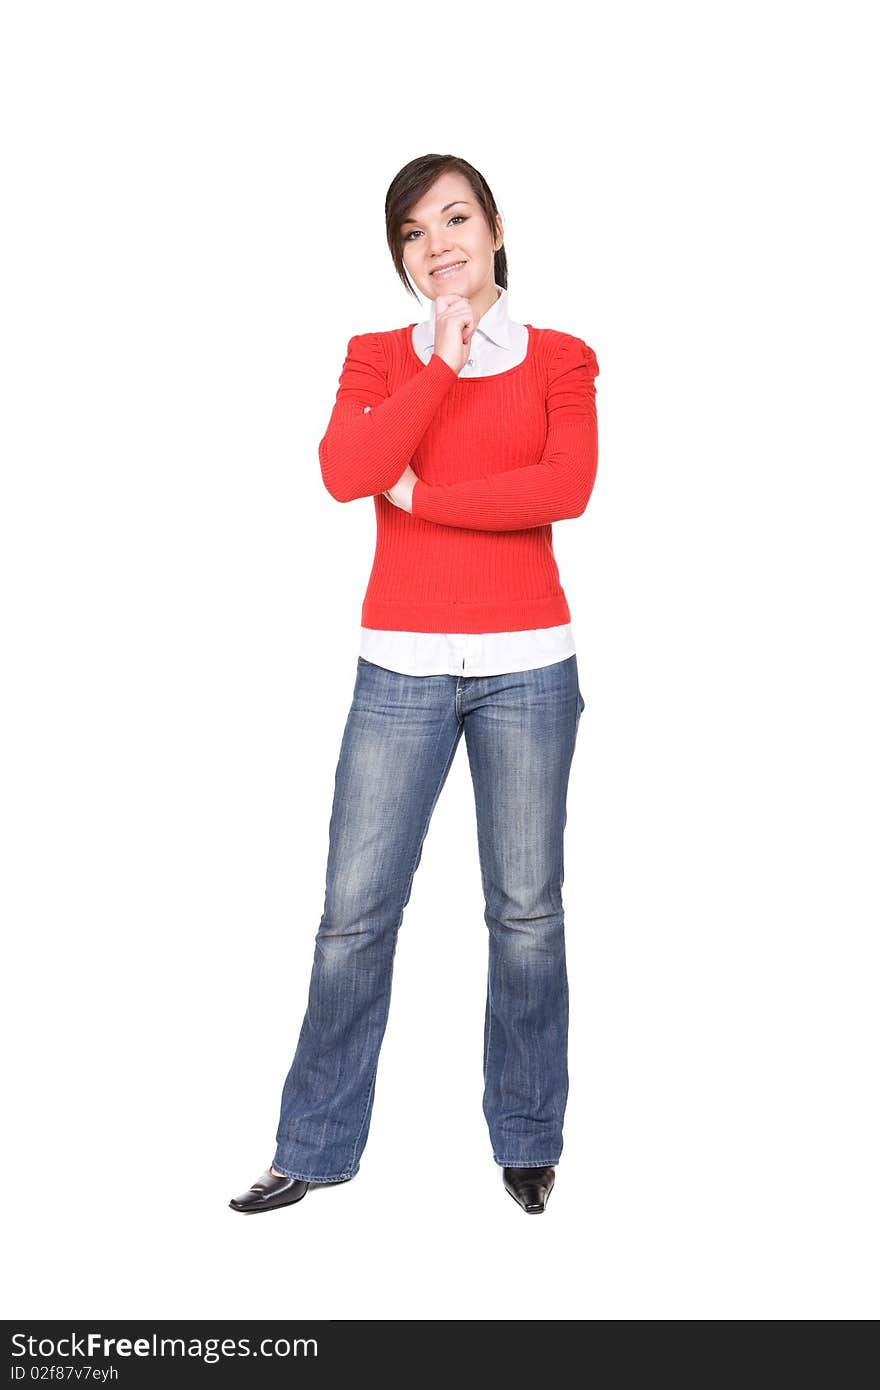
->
xmin=361 ymin=592 xmax=571 ymax=633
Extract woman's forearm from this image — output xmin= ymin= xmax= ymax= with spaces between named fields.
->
xmin=319 ymin=339 xmax=458 ymax=502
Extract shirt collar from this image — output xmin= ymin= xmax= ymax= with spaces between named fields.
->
xmin=424 ymin=283 xmax=512 ymax=351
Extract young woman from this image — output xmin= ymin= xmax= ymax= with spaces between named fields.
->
xmin=230 ymin=154 xmax=599 ymax=1217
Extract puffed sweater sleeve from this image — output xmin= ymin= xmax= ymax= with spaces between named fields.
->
xmin=318 ymin=332 xmax=459 ymax=503
xmin=410 ymin=335 xmax=599 ymax=532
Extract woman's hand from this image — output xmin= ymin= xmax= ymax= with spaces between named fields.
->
xmin=433 ymin=293 xmax=474 ymax=375
xmin=382 ymin=463 xmax=419 ymax=513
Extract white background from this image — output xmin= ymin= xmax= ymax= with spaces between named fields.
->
xmin=2 ymin=0 xmax=878 ymax=1321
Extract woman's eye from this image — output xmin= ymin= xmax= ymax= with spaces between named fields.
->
xmin=404 ymin=214 xmax=468 ymax=242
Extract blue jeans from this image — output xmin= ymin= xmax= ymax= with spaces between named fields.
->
xmin=272 ymin=653 xmax=586 ymax=1182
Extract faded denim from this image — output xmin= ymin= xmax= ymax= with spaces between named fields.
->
xmin=272 ymin=653 xmax=586 ymax=1182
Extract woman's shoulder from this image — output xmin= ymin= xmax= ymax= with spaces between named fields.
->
xmin=344 ymin=325 xmax=413 ymax=370
xmin=529 ymin=325 xmax=599 ymax=376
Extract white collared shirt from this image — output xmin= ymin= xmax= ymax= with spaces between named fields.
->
xmin=358 ymin=284 xmax=577 ymax=677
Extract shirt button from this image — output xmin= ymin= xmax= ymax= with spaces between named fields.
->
xmin=467 ymin=358 xmax=474 ymax=366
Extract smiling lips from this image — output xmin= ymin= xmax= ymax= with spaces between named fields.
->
xmin=431 ymin=260 xmax=467 ymax=277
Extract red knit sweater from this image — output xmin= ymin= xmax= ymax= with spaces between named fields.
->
xmin=318 ymin=324 xmax=599 ymax=633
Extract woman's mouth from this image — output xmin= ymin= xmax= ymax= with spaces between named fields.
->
xmin=430 ymin=261 xmax=467 ymax=279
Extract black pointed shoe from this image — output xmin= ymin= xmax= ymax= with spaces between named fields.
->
xmin=229 ymin=1168 xmax=310 ymax=1214
xmin=503 ymin=1165 xmax=556 ymax=1214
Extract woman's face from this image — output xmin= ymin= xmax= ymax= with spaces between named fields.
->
xmin=400 ymin=171 xmax=503 ymax=307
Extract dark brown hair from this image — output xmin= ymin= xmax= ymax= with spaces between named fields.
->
xmin=385 ymin=154 xmax=507 ymax=302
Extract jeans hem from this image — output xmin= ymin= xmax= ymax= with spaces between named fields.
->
xmin=494 ymin=1156 xmax=560 ymax=1167
xmin=271 ymin=1159 xmax=359 ymax=1183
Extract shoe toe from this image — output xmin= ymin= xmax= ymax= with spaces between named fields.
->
xmin=229 ymin=1168 xmax=309 ymax=1212
xmin=502 ymin=1166 xmax=556 ymax=1214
